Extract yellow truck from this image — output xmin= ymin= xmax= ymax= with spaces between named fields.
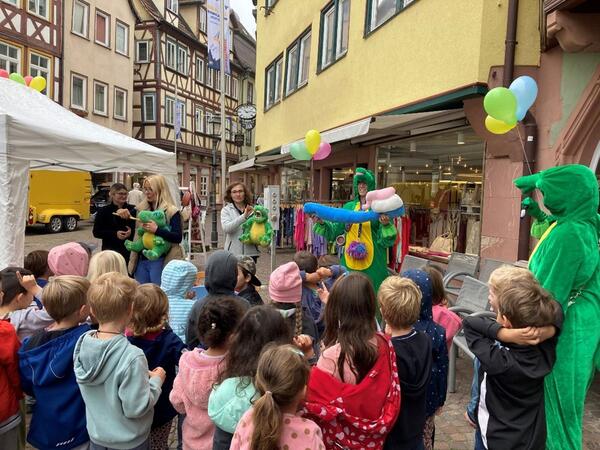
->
xmin=27 ymin=170 xmax=92 ymax=233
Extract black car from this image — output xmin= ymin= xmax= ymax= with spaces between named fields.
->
xmin=90 ymin=186 xmax=111 ymax=215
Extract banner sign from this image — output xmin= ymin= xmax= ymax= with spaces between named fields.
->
xmin=207 ymin=0 xmax=231 ymax=74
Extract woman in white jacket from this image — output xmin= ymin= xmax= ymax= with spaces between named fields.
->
xmin=220 ymin=182 xmax=260 ymax=260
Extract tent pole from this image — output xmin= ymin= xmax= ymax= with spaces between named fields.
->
xmin=219 ymin=0 xmax=227 ymax=224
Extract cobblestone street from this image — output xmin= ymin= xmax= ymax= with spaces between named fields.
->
xmin=24 ymin=220 xmax=600 ymax=449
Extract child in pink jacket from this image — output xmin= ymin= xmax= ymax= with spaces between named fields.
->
xmin=169 ymin=296 xmax=245 ymax=450
xmin=423 ymin=266 xmax=461 ymax=351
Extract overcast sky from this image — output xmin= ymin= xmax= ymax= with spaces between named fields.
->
xmin=231 ymin=0 xmax=257 ymax=36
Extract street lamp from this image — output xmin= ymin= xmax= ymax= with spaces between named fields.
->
xmin=209 ymin=115 xmax=222 ymax=249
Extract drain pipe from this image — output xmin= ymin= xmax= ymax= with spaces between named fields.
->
xmin=501 ymin=0 xmax=539 ymax=260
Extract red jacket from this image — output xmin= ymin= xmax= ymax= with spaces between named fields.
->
xmin=304 ymin=333 xmax=401 ymax=450
xmin=0 ymin=320 xmax=22 ymax=423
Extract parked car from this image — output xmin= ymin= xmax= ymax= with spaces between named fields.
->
xmin=90 ymin=184 xmax=111 ymax=216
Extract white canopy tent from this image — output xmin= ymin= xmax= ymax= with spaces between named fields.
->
xmin=0 ymin=78 xmax=177 ymax=268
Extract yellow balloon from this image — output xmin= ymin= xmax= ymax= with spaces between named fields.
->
xmin=305 ymin=129 xmax=321 ymax=155
xmin=30 ymin=76 xmax=47 ymax=93
xmin=485 ymin=115 xmax=516 ymax=135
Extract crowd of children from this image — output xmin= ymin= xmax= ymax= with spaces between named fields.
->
xmin=0 ymin=240 xmax=563 ymax=450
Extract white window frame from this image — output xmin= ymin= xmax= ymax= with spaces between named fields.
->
xmin=166 ymin=0 xmax=178 ymax=14
xmin=206 ymin=67 xmax=214 ymax=87
xmin=286 ymin=31 xmax=310 ymax=95
xmin=199 ymin=175 xmax=208 ymax=197
xmin=28 ymin=0 xmax=49 ymax=19
xmin=70 ymin=73 xmax=86 ymax=110
xmin=29 ymin=52 xmax=50 ymax=96
xmin=225 ymin=73 xmax=231 ymax=96
xmin=177 ymin=44 xmax=188 ymax=75
xmin=199 ymin=7 xmax=207 ymax=33
xmin=115 ymin=21 xmax=129 ymax=56
xmin=142 ymin=92 xmax=156 ymax=123
xmin=93 ymin=80 xmax=108 ymax=116
xmin=232 ymin=76 xmax=238 ymax=100
xmin=195 ymin=106 xmax=204 ymax=133
xmin=166 ymin=38 xmax=177 ymax=70
xmin=72 ymin=0 xmax=89 ymax=38
xmin=165 ymin=96 xmax=175 ymax=126
xmin=265 ymin=57 xmax=282 ymax=109
xmin=195 ymin=56 xmax=204 ymax=83
xmin=136 ymin=40 xmax=150 ymax=63
xmin=246 ymin=81 xmax=254 ymax=104
xmin=320 ymin=0 xmax=349 ymax=69
xmin=114 ymin=87 xmax=127 ymax=120
xmin=94 ymin=10 xmax=110 ymax=47
xmin=367 ymin=0 xmax=411 ymax=33
xmin=0 ymin=41 xmax=20 ymax=74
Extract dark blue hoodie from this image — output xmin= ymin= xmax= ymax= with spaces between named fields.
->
xmin=128 ymin=327 xmax=185 ymax=429
xmin=18 ymin=324 xmax=91 ymax=450
xmin=401 ymin=269 xmax=448 ymax=417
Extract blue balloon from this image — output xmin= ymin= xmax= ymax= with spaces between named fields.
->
xmin=509 ymin=76 xmax=538 ymax=121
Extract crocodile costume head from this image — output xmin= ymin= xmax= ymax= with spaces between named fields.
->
xmin=353 ymin=168 xmax=376 ymax=200
xmin=515 ymin=164 xmax=599 ymax=226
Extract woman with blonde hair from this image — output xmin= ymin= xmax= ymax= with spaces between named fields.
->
xmin=117 ymin=175 xmax=183 ymax=284
xmin=87 ymin=250 xmax=128 ymax=282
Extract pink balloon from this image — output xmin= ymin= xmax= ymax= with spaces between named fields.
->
xmin=313 ymin=142 xmax=331 ymax=161
xmin=24 ymin=75 xmax=33 ymax=86
xmin=0 ymin=69 xmax=8 ymax=78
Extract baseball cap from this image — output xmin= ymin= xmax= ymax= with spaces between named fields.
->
xmin=237 ymin=256 xmax=261 ymax=287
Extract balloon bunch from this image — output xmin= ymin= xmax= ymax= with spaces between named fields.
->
xmin=290 ymin=129 xmax=332 ymax=161
xmin=484 ymin=76 xmax=538 ymax=135
xmin=0 ymin=69 xmax=47 ymax=92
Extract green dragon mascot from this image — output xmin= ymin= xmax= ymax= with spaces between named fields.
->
xmin=124 ymin=210 xmax=172 ymax=261
xmin=515 ymin=164 xmax=600 ymax=450
xmin=239 ymin=205 xmax=273 ymax=247
xmin=313 ymin=168 xmax=397 ymax=293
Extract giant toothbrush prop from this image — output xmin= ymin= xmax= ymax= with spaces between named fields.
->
xmin=515 ymin=164 xmax=600 ymax=450
xmin=311 ymin=168 xmax=398 ymax=294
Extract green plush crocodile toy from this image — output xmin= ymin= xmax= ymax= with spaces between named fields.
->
xmin=515 ymin=164 xmax=600 ymax=450
xmin=313 ymin=168 xmax=397 ymax=295
xmin=240 ymin=205 xmax=273 ymax=247
xmin=124 ymin=210 xmax=172 ymax=261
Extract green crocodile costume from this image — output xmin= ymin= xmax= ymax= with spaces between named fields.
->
xmin=125 ymin=210 xmax=172 ymax=261
xmin=313 ymin=168 xmax=397 ymax=294
xmin=514 ymin=164 xmax=600 ymax=450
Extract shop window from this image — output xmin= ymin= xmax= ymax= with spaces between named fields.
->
xmin=265 ymin=55 xmax=282 ymax=109
xmin=95 ymin=10 xmax=110 ymax=47
xmin=28 ymin=0 xmax=48 ymax=19
xmin=0 ymin=41 xmax=20 ymax=74
xmin=320 ymin=0 xmax=349 ymax=70
xmin=285 ymin=30 xmax=311 ymax=95
xmin=115 ymin=21 xmax=129 ymax=56
xmin=30 ymin=52 xmax=50 ymax=95
xmin=114 ymin=87 xmax=127 ymax=120
xmin=93 ymin=80 xmax=108 ymax=116
xmin=366 ymin=0 xmax=417 ymax=34
xmin=71 ymin=73 xmax=86 ymax=110
xmin=72 ymin=0 xmax=89 ymax=38
xmin=142 ymin=92 xmax=156 ymax=122
xmin=136 ymin=41 xmax=150 ymax=63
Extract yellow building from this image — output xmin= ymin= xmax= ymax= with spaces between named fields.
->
xmin=251 ymin=0 xmax=543 ymax=260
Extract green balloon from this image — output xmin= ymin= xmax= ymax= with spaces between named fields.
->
xmin=9 ymin=73 xmax=25 ymax=85
xmin=290 ymin=142 xmax=311 ymax=161
xmin=484 ymin=87 xmax=518 ymax=125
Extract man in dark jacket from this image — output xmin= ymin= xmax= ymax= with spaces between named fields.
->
xmin=185 ymin=250 xmax=249 ymax=349
xmin=92 ymin=183 xmax=137 ymax=264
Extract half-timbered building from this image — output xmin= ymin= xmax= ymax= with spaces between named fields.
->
xmin=0 ymin=0 xmax=62 ymax=102
xmin=130 ymin=0 xmax=254 ymax=205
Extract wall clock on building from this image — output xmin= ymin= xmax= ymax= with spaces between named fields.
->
xmin=236 ymin=104 xmax=257 ymax=121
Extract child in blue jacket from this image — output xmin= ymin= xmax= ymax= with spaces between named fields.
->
xmin=401 ymin=269 xmax=448 ymax=450
xmin=18 ymin=276 xmax=92 ymax=450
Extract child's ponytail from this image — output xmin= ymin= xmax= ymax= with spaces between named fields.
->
xmin=294 ymin=302 xmax=303 ymax=337
xmin=250 ymin=391 xmax=282 ymax=450
xmin=250 ymin=344 xmax=310 ymax=450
